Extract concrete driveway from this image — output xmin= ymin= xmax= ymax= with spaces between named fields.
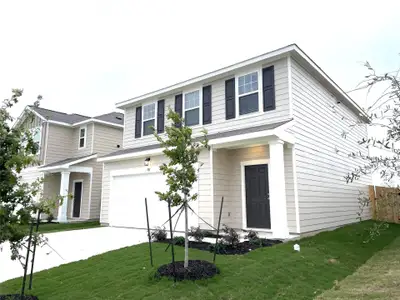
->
xmin=0 ymin=227 xmax=148 ymax=283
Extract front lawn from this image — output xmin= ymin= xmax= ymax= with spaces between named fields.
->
xmin=1 ymin=221 xmax=399 ymax=300
xmin=25 ymin=221 xmax=100 ymax=234
xmin=317 ymin=235 xmax=400 ymax=300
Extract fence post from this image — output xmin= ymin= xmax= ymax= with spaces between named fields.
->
xmin=369 ymin=185 xmax=376 ymax=219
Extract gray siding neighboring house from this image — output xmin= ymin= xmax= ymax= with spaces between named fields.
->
xmin=98 ymin=44 xmax=371 ymax=239
xmin=16 ymin=106 xmax=124 ymax=222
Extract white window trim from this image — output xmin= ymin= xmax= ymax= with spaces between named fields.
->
xmin=78 ymin=126 xmax=87 ymax=149
xmin=31 ymin=126 xmax=42 ymax=154
xmin=235 ymin=68 xmax=263 ymax=118
xmin=183 ymin=87 xmax=202 ymax=127
xmin=142 ymin=102 xmax=157 ymax=137
xmin=71 ymin=179 xmax=84 ymax=218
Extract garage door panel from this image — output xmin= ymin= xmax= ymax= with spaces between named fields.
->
xmin=109 ymin=172 xmax=198 ymax=231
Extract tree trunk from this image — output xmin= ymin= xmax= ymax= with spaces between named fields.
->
xmin=184 ymin=198 xmax=189 ymax=268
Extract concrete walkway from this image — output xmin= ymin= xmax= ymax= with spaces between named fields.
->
xmin=0 ymin=227 xmax=148 ymax=283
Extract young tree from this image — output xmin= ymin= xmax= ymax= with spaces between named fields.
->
xmin=0 ymin=89 xmax=58 ymax=262
xmin=344 ymin=62 xmax=400 ymax=184
xmin=154 ymin=109 xmax=208 ymax=268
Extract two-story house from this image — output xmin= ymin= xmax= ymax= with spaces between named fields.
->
xmin=17 ymin=106 xmax=124 ymax=223
xmin=98 ymin=44 xmax=370 ymax=239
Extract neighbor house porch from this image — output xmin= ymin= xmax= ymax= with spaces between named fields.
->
xmin=207 ymin=122 xmax=299 ymax=238
xmin=39 ymin=154 xmax=97 ymax=223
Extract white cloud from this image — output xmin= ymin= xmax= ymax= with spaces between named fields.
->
xmin=1 ymin=0 xmax=400 ymax=119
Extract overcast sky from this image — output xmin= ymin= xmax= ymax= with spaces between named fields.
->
xmin=1 ymin=0 xmax=400 ymax=119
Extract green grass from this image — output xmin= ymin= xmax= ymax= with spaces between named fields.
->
xmin=317 ymin=235 xmax=400 ymax=300
xmin=1 ymin=221 xmax=399 ymax=300
xmin=30 ymin=221 xmax=100 ymax=233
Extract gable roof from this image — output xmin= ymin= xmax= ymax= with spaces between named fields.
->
xmin=28 ymin=106 xmax=90 ymax=124
xmin=98 ymin=119 xmax=293 ymax=162
xmin=17 ymin=106 xmax=124 ymax=128
xmin=94 ymin=112 xmax=124 ymax=126
xmin=116 ymin=43 xmax=368 ymax=122
xmin=39 ymin=153 xmax=98 ymax=171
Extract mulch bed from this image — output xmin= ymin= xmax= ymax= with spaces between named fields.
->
xmin=156 ymin=260 xmax=219 ymax=281
xmin=0 ymin=295 xmax=39 ymax=300
xmin=159 ymin=238 xmax=283 ymax=255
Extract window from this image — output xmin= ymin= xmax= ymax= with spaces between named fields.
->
xmin=238 ymin=71 xmax=259 ymax=115
xmin=184 ymin=90 xmax=200 ymax=126
xmin=143 ymin=103 xmax=156 ymax=136
xmin=79 ymin=127 xmax=86 ymax=148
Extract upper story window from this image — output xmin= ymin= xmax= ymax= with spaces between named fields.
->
xmin=79 ymin=126 xmax=86 ymax=148
xmin=184 ymin=90 xmax=200 ymax=126
xmin=238 ymin=71 xmax=259 ymax=115
xmin=143 ymin=103 xmax=156 ymax=136
xmin=29 ymin=127 xmax=41 ymax=154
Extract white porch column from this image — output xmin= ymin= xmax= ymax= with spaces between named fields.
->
xmin=269 ymin=139 xmax=289 ymax=238
xmin=57 ymin=171 xmax=70 ymax=223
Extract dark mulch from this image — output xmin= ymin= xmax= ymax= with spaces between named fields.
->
xmin=0 ymin=295 xmax=38 ymax=300
xmin=156 ymin=260 xmax=219 ymax=281
xmin=158 ymin=238 xmax=283 ymax=255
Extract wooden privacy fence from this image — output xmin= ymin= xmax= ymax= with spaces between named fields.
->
xmin=369 ymin=186 xmax=400 ymax=223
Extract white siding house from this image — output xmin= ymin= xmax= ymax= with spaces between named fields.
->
xmin=99 ymin=44 xmax=370 ymax=238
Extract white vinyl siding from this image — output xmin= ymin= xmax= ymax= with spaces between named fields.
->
xmin=45 ymin=124 xmax=74 ymax=164
xmin=100 ymin=150 xmax=212 ymax=226
xmin=212 ymin=145 xmax=297 ymax=232
xmin=290 ymin=58 xmax=370 ymax=233
xmin=122 ymin=58 xmax=290 ymax=149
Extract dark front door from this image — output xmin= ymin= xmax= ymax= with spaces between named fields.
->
xmin=73 ymin=182 xmax=83 ymax=218
xmin=245 ymin=164 xmax=270 ymax=229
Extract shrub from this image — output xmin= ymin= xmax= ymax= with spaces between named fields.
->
xmin=189 ymin=226 xmax=205 ymax=242
xmin=46 ymin=213 xmax=54 ymax=223
xmin=151 ymin=227 xmax=167 ymax=241
xmin=244 ymin=230 xmax=261 ymax=245
xmin=221 ymin=224 xmax=240 ymax=247
xmin=208 ymin=242 xmax=227 ymax=253
xmin=173 ymin=236 xmax=185 ymax=246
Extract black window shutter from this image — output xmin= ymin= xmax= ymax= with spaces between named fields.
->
xmin=135 ymin=106 xmax=142 ymax=138
xmin=157 ymin=99 xmax=165 ymax=133
xmin=175 ymin=94 xmax=183 ymax=128
xmin=262 ymin=66 xmax=275 ymax=111
xmin=225 ymin=78 xmax=235 ymax=119
xmin=202 ymin=85 xmax=212 ymax=124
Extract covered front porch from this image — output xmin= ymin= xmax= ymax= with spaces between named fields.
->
xmin=208 ymin=121 xmax=299 ymax=239
xmin=39 ymin=155 xmax=96 ymax=223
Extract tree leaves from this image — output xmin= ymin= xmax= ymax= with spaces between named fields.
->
xmin=153 ymin=109 xmax=209 ymax=206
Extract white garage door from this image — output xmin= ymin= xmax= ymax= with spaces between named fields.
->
xmin=109 ymin=171 xmax=198 ymax=232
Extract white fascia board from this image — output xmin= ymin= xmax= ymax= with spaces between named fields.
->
xmin=72 ymin=119 xmax=124 ymax=128
xmin=209 ymin=127 xmax=295 ymax=149
xmin=39 ymin=154 xmax=97 ymax=172
xmin=26 ymin=106 xmax=46 ymax=121
xmin=47 ymin=120 xmax=72 ymax=127
xmin=13 ymin=106 xmax=46 ymax=128
xmin=97 ymin=147 xmax=164 ymax=163
xmin=116 ymin=44 xmax=296 ymax=108
xmin=291 ymin=47 xmax=368 ymax=120
xmin=116 ymin=43 xmax=367 ymax=122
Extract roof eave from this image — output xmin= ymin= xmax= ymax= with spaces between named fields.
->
xmin=115 ymin=44 xmax=368 ymax=123
xmin=116 ymin=44 xmax=297 ymax=109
